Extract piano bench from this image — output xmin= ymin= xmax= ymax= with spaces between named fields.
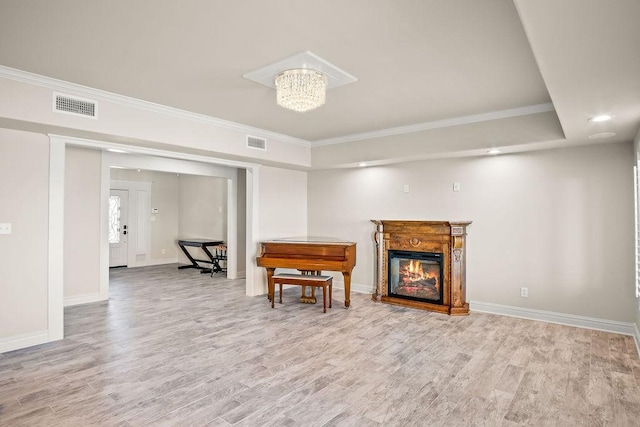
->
xmin=271 ymin=273 xmax=333 ymax=313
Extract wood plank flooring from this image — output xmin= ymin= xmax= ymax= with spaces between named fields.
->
xmin=1 ymin=264 xmax=640 ymax=426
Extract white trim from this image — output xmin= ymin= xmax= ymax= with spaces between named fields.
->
xmin=634 ymin=164 xmax=640 ymax=298
xmin=64 ymin=293 xmax=104 ymax=307
xmin=0 ymin=330 xmax=49 ymax=354
xmin=470 ymin=300 xmax=637 ymax=337
xmin=330 ymin=280 xmax=374 ymax=295
xmin=0 ymin=65 xmax=310 ymax=147
xmin=635 ymin=323 xmax=640 ymax=358
xmin=125 ymin=257 xmax=179 ymax=267
xmin=48 ymin=138 xmax=65 ymax=342
xmin=57 ymin=134 xmax=258 ymax=171
xmin=110 ymin=179 xmax=152 ymax=267
xmin=245 ymin=167 xmax=261 ymax=296
xmin=313 ymin=103 xmax=556 ymax=146
xmin=226 ymin=172 xmax=238 ymax=279
xmin=99 ymin=153 xmax=110 ymax=300
xmin=1 ymin=66 xmax=556 ymax=150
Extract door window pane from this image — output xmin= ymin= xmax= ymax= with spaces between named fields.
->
xmin=109 ymin=195 xmax=121 ymax=244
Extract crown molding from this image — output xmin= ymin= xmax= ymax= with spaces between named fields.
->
xmin=0 ymin=65 xmax=557 ymax=150
xmin=312 ymin=103 xmax=556 ymax=146
xmin=0 ymin=65 xmax=311 ymax=147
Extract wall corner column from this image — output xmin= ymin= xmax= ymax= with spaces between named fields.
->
xmin=48 ymin=136 xmax=65 ymax=341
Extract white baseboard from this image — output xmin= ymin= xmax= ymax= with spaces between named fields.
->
xmin=470 ymin=300 xmax=638 ymax=337
xmin=64 ymin=293 xmax=105 ymax=307
xmin=0 ymin=330 xmax=50 ymax=354
xmin=129 ymin=257 xmax=178 ymax=268
xmin=280 ymin=280 xmax=373 ymax=295
xmin=331 ymin=280 xmax=374 ymax=295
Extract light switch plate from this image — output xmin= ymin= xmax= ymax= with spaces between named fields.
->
xmin=0 ymin=223 xmax=12 ymax=234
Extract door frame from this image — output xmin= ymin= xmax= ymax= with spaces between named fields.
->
xmin=109 ymin=180 xmax=152 ymax=268
xmin=108 ymin=188 xmax=130 ymax=267
xmin=48 ymin=134 xmax=262 ymax=342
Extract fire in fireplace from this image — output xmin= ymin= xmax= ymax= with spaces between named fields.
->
xmin=388 ymin=250 xmax=444 ymax=305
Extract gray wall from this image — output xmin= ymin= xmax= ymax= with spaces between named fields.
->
xmin=64 ymin=147 xmax=101 ymax=300
xmin=178 ymin=174 xmax=227 ymax=242
xmin=308 ymin=142 xmax=636 ymax=322
xmin=0 ymin=129 xmax=50 ymax=337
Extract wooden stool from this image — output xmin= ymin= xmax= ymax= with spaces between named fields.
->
xmin=270 ymin=273 xmax=333 ymax=313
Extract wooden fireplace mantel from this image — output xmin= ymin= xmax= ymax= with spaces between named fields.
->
xmin=371 ymin=220 xmax=471 ymax=315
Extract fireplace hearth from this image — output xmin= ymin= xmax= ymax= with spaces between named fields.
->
xmin=372 ymin=220 xmax=471 ymax=315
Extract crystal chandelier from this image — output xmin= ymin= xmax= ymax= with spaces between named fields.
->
xmin=274 ymin=69 xmax=328 ymax=113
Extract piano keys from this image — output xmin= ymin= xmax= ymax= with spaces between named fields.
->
xmin=256 ymin=237 xmax=357 ymax=308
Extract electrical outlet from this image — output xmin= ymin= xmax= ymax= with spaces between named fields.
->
xmin=453 ymin=182 xmax=461 ymax=192
xmin=161 ymin=248 xmax=166 ymax=255
xmin=0 ymin=223 xmax=12 ymax=234
xmin=520 ymin=287 xmax=528 ymax=298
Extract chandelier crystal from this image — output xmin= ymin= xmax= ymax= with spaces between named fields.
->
xmin=275 ymin=69 xmax=327 ymax=113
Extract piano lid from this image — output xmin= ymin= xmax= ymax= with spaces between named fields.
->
xmin=267 ymin=236 xmax=351 ymax=244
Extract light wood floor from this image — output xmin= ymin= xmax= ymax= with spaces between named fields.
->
xmin=1 ymin=265 xmax=640 ymax=426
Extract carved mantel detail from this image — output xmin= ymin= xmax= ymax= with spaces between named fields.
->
xmin=371 ymin=220 xmax=471 ymax=315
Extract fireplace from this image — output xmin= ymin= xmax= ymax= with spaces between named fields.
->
xmin=372 ymin=220 xmax=471 ymax=315
xmin=388 ymin=250 xmax=444 ymax=305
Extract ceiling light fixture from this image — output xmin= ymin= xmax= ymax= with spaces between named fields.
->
xmin=358 ymin=162 xmax=368 ymax=167
xmin=107 ymin=148 xmax=128 ymax=153
xmin=589 ymin=114 xmax=613 ymax=123
xmin=244 ymin=51 xmax=356 ymax=113
xmin=487 ymin=149 xmax=502 ymax=155
xmin=588 ymin=132 xmax=616 ymax=139
xmin=275 ymin=69 xmax=328 ymax=112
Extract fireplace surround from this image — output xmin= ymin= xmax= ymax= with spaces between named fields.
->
xmin=372 ymin=220 xmax=471 ymax=315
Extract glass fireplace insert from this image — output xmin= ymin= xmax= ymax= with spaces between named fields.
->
xmin=388 ymin=250 xmax=444 ymax=305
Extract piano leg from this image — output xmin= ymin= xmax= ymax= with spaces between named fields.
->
xmin=343 ymin=272 xmax=352 ymax=308
xmin=266 ymin=268 xmax=275 ymax=302
xmin=299 ymin=270 xmax=319 ymax=304
xmin=300 ymin=285 xmax=316 ymax=304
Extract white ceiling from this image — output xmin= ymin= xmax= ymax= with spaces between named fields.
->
xmin=0 ymin=0 xmax=638 ymax=159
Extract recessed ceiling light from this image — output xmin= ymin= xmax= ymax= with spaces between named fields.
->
xmin=358 ymin=162 xmax=368 ymax=167
xmin=107 ymin=148 xmax=128 ymax=153
xmin=487 ymin=149 xmax=501 ymax=155
xmin=588 ymin=132 xmax=616 ymax=139
xmin=589 ymin=114 xmax=613 ymax=123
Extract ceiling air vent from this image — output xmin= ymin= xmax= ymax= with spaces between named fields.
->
xmin=246 ymin=135 xmax=267 ymax=151
xmin=53 ymin=93 xmax=98 ymax=119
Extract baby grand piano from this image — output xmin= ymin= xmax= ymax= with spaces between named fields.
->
xmin=256 ymin=237 xmax=357 ymax=307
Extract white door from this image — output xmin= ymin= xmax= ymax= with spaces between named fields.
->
xmin=109 ymin=189 xmax=128 ymax=267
